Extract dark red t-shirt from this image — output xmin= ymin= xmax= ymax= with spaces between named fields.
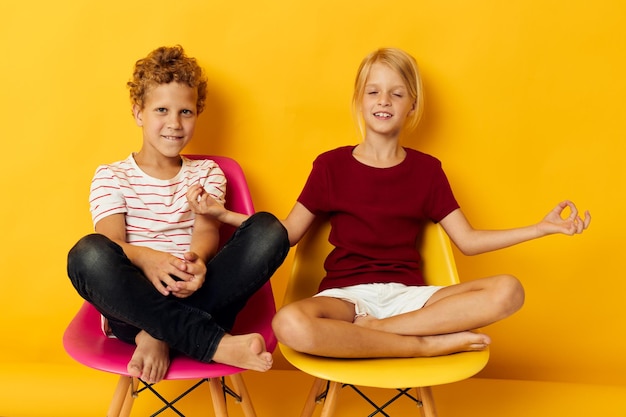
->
xmin=298 ymin=146 xmax=459 ymax=291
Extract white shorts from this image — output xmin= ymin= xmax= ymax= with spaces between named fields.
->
xmin=314 ymin=283 xmax=443 ymax=319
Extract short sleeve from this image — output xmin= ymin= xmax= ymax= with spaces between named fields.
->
xmin=425 ymin=160 xmax=459 ymax=223
xmin=297 ymin=155 xmax=330 ymax=215
xmin=89 ymin=165 xmax=126 ymax=227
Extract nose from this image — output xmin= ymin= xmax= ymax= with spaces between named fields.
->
xmin=167 ymin=113 xmax=182 ymax=129
xmin=378 ymin=92 xmax=392 ymax=106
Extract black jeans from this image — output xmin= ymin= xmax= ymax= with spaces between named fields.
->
xmin=67 ymin=212 xmax=289 ymax=363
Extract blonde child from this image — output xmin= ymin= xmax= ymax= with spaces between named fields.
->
xmin=187 ymin=47 xmax=591 ymax=359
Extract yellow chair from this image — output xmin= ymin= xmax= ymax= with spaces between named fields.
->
xmin=279 ymin=218 xmax=490 ymax=417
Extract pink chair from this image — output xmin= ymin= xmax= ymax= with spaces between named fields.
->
xmin=63 ymin=155 xmax=276 ymax=417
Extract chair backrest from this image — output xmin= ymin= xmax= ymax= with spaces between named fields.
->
xmin=283 ymin=218 xmax=459 ymax=305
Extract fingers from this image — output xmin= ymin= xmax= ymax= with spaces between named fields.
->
xmin=171 ymin=272 xmax=204 ymax=297
xmin=186 ymin=183 xmax=205 ymax=211
xmin=544 ymin=201 xmax=591 ymax=236
xmin=174 ymin=273 xmax=206 ymax=297
xmin=179 ymin=252 xmax=206 ymax=276
xmin=183 ymin=251 xmax=199 ymax=262
xmin=155 ymin=257 xmax=195 ymax=295
xmin=559 ymin=200 xmax=591 ymax=235
xmin=573 ymin=210 xmax=592 ymax=234
xmin=153 ymin=280 xmax=172 ymax=297
xmin=155 ymin=274 xmax=180 ymax=296
xmin=583 ymin=210 xmax=592 ymax=228
xmin=187 ymin=183 xmax=204 ymax=198
xmin=187 ymin=194 xmax=202 ymax=212
xmin=169 ymin=252 xmax=206 ymax=297
xmin=171 ymin=280 xmax=203 ymax=298
xmin=563 ymin=200 xmax=578 ymax=220
xmin=186 ymin=186 xmax=199 ymax=202
xmin=187 ymin=193 xmax=208 ymax=214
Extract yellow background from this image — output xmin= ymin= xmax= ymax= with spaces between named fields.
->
xmin=1 ymin=0 xmax=624 ymax=414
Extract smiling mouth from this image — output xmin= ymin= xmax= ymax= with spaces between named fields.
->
xmin=373 ymin=112 xmax=392 ymax=119
xmin=162 ymin=135 xmax=183 ymax=140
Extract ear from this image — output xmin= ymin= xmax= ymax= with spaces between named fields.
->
xmin=132 ymin=104 xmax=143 ymax=127
xmin=408 ymin=100 xmax=417 ymax=114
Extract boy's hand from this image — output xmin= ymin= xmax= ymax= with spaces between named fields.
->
xmin=187 ymin=183 xmax=225 ymax=219
xmin=170 ymin=251 xmax=207 ymax=298
xmin=539 ymin=200 xmax=591 ymax=236
xmin=136 ymin=249 xmax=196 ymax=296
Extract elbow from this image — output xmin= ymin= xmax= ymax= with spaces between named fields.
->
xmin=281 ymin=221 xmax=301 ymax=247
xmin=456 ymin=243 xmax=481 ymax=256
xmin=287 ymin=233 xmax=299 ymax=247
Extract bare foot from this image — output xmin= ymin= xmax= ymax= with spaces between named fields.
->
xmin=212 ymin=333 xmax=273 ymax=372
xmin=353 ymin=314 xmax=490 ymax=356
xmin=416 ymin=331 xmax=491 ymax=356
xmin=127 ymin=330 xmax=170 ymax=384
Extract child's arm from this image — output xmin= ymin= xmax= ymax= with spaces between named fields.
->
xmin=187 ymin=184 xmax=317 ymax=246
xmin=281 ymin=202 xmax=317 ymax=246
xmin=440 ymin=200 xmax=591 ymax=256
xmin=187 ymin=183 xmax=249 ymax=227
xmin=170 ymin=214 xmax=221 ymax=298
xmin=95 ymin=214 xmax=195 ymax=296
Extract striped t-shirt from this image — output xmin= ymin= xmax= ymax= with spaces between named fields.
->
xmin=89 ymin=154 xmax=226 ymax=258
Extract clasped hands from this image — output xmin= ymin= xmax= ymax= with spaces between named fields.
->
xmin=139 ymin=249 xmax=206 ymax=298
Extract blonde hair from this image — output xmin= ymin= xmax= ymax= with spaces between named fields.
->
xmin=127 ymin=45 xmax=208 ymax=114
xmin=351 ymin=48 xmax=424 ymax=135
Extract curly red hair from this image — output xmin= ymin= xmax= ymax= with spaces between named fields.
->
xmin=127 ymin=45 xmax=208 ymax=114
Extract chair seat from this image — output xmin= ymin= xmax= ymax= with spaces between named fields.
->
xmin=280 ymin=343 xmax=489 ymax=389
xmin=63 ymin=301 xmax=269 ymax=380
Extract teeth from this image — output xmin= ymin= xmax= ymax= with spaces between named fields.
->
xmin=374 ymin=112 xmax=392 ymax=118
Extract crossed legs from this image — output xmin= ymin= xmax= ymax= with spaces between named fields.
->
xmin=127 ymin=330 xmax=272 ymax=383
xmin=272 ymin=274 xmax=524 ymax=358
xmin=68 ymin=212 xmax=289 ymax=383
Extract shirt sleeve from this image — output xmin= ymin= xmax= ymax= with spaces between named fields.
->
xmin=89 ymin=165 xmax=126 ymax=228
xmin=297 ymin=155 xmax=330 ymax=215
xmin=425 ymin=160 xmax=459 ymax=223
xmin=198 ymin=160 xmax=226 ymax=206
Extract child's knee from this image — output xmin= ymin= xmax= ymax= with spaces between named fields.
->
xmin=271 ymin=306 xmax=295 ymax=340
xmin=68 ymin=234 xmax=109 ymax=270
xmin=246 ymin=212 xmax=289 ymax=252
xmin=272 ymin=305 xmax=313 ymax=349
xmin=67 ymin=234 xmax=123 ymax=281
xmin=494 ymin=274 xmax=525 ymax=315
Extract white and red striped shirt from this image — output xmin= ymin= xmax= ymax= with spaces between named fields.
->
xmin=89 ymin=154 xmax=226 ymax=259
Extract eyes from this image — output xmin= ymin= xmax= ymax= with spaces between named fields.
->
xmin=365 ymin=89 xmax=405 ymax=98
xmin=155 ymin=107 xmax=196 ymax=117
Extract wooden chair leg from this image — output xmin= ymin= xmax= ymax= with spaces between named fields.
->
xmin=208 ymin=377 xmax=229 ymax=417
xmin=319 ymin=381 xmax=341 ymax=417
xmin=107 ymin=376 xmax=135 ymax=417
xmin=301 ymin=378 xmax=326 ymax=417
xmin=118 ymin=378 xmax=138 ymax=417
xmin=416 ymin=386 xmax=438 ymax=417
xmin=229 ymin=373 xmax=257 ymax=417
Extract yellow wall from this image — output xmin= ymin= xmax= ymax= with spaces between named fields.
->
xmin=1 ymin=0 xmax=623 ymax=388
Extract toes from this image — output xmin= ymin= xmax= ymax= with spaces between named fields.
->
xmin=127 ymin=359 xmax=143 ymax=378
